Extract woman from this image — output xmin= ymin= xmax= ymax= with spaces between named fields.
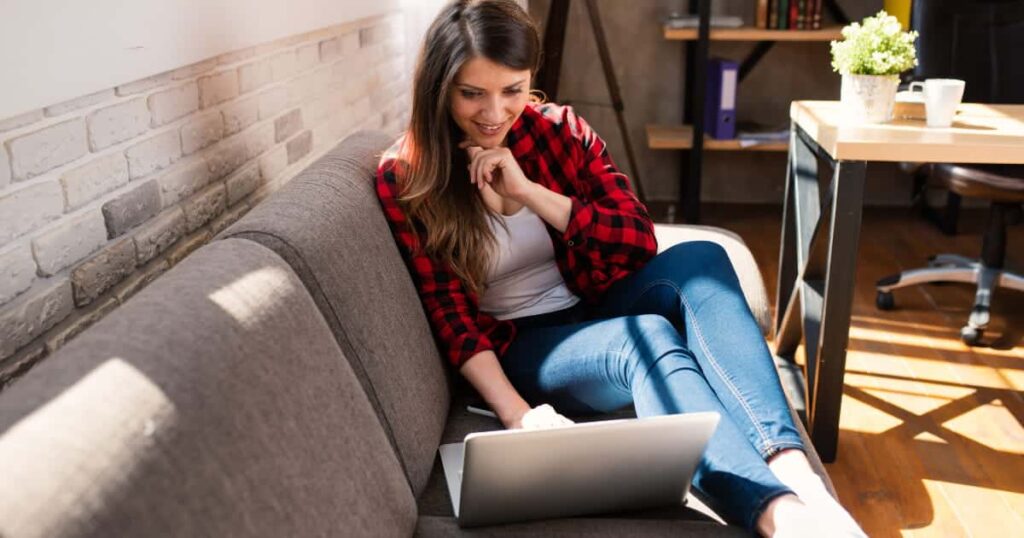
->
xmin=376 ymin=1 xmax=864 ymax=536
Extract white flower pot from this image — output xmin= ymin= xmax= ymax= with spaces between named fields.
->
xmin=840 ymin=74 xmax=900 ymax=124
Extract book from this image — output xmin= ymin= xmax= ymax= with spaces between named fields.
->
xmin=812 ymin=0 xmax=823 ymax=30
xmin=756 ymin=0 xmax=769 ymax=29
xmin=797 ymin=0 xmax=806 ymax=30
xmin=778 ymin=0 xmax=789 ymax=29
xmin=789 ymin=0 xmax=799 ymax=30
xmin=769 ymin=0 xmax=779 ymax=29
xmin=664 ymin=15 xmax=744 ymax=29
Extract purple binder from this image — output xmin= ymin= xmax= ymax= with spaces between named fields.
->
xmin=704 ymin=59 xmax=739 ymax=139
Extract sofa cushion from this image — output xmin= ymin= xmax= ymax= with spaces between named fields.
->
xmin=0 ymin=239 xmax=416 ymax=538
xmin=416 ymin=371 xmax=835 ymax=526
xmin=414 ymin=516 xmax=745 ymax=537
xmin=218 ymin=131 xmax=450 ymax=497
xmin=417 ymin=385 xmax=725 ymax=524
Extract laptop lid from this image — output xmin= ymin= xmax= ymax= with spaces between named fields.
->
xmin=441 ymin=412 xmax=719 ymax=528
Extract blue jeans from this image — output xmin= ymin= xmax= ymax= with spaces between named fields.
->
xmin=500 ymin=241 xmax=804 ymax=530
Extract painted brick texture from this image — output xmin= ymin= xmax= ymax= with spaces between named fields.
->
xmin=0 ymin=12 xmax=411 ymax=386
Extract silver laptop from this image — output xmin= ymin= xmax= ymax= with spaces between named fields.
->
xmin=438 ymin=412 xmax=719 ymax=528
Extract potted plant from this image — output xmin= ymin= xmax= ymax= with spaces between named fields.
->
xmin=831 ymin=10 xmax=918 ymax=123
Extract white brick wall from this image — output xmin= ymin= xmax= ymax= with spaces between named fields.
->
xmin=258 ymin=87 xmax=289 ymax=120
xmin=44 ymin=90 xmax=115 ymax=118
xmin=0 ymin=110 xmax=44 ymax=134
xmin=181 ymin=111 xmax=225 ymax=155
xmin=61 ymin=152 xmax=131 ymax=211
xmin=126 ymin=130 xmax=182 ymax=179
xmin=225 ymin=163 xmax=262 ymax=206
xmin=0 ymin=146 xmax=10 ymax=190
xmin=238 ymin=59 xmax=273 ymax=94
xmin=149 ymin=83 xmax=200 ymax=126
xmin=259 ymin=145 xmax=289 ymax=180
xmin=0 ymin=242 xmax=36 ymax=305
xmin=222 ymin=97 xmax=259 ymax=136
xmin=0 ymin=277 xmax=73 ymax=359
xmin=158 ymin=158 xmax=213 ymax=206
xmin=0 ymin=181 xmax=65 ymax=243
xmin=245 ymin=122 xmax=276 ymax=160
xmin=296 ymin=44 xmax=320 ymax=70
xmin=199 ymin=71 xmax=239 ymax=109
xmin=8 ymin=120 xmax=89 ymax=181
xmin=0 ymin=12 xmax=412 ymax=386
xmin=32 ymin=209 xmax=108 ymax=276
xmin=270 ymin=51 xmax=298 ymax=82
xmin=87 ymin=99 xmax=150 ymax=151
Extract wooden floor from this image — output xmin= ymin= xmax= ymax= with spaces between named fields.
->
xmin=675 ymin=203 xmax=1024 ymax=537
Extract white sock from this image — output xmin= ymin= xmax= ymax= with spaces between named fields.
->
xmin=776 ymin=473 xmax=866 ymax=537
xmin=768 ymin=498 xmax=830 ymax=538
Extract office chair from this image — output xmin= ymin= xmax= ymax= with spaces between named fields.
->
xmin=876 ymin=0 xmax=1024 ymax=345
xmin=906 ymin=0 xmax=1024 ymax=234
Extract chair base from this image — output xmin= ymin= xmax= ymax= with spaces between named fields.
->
xmin=875 ymin=255 xmax=1024 ymax=345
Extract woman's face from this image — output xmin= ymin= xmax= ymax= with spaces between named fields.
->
xmin=449 ymin=56 xmax=531 ymax=149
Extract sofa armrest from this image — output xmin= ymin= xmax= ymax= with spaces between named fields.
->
xmin=653 ymin=224 xmax=772 ymax=337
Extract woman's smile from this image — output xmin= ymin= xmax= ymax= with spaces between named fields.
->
xmin=472 ymin=119 xmax=508 ymax=137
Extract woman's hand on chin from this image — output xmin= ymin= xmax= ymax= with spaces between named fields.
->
xmin=460 ymin=140 xmax=535 ymax=203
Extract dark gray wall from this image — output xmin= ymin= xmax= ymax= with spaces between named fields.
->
xmin=527 ymin=0 xmax=914 ymax=206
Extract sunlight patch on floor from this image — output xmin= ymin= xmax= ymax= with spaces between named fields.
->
xmin=848 ymin=325 xmax=1024 ymax=360
xmin=941 ymin=399 xmax=1024 ymax=456
xmin=917 ymin=479 xmax=1024 ymax=537
xmin=899 ymin=479 xmax=970 ymax=537
xmin=838 ymin=393 xmax=904 ymax=433
xmin=845 ymin=371 xmax=975 ymax=416
xmin=844 ymin=347 xmax=1021 ymax=392
xmin=913 ymin=431 xmax=947 ymax=444
xmin=850 ymin=315 xmax=952 ymax=335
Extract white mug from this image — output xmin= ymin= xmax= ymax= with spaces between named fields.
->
xmin=909 ymin=79 xmax=966 ymax=127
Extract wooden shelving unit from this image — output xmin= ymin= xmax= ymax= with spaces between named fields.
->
xmin=646 ymin=125 xmax=787 ymax=152
xmin=652 ymin=0 xmax=849 ymax=223
xmin=650 ymin=25 xmax=840 ymax=159
xmin=664 ymin=26 xmax=843 ymax=42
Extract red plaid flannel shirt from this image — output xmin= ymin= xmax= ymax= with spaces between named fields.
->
xmin=375 ymin=102 xmax=657 ymax=368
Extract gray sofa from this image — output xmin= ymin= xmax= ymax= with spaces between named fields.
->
xmin=0 ymin=131 xmax=833 ymax=537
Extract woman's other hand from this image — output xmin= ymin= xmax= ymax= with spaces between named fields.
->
xmin=461 ymin=141 xmax=535 ymax=202
xmin=508 ymin=404 xmax=575 ymax=430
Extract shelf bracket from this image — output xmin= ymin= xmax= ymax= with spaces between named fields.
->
xmin=823 ymin=0 xmax=851 ymax=25
xmin=738 ymin=41 xmax=776 ymax=82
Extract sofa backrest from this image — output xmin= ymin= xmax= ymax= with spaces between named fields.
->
xmin=0 ymin=238 xmax=417 ymax=538
xmin=217 ymin=131 xmax=449 ymax=497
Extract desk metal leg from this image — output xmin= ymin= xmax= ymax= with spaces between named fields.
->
xmin=775 ymin=125 xmax=821 ymax=358
xmin=773 ymin=124 xmax=866 ymax=462
xmin=808 ymin=158 xmax=866 ymax=461
xmin=774 ymin=129 xmax=798 ymax=344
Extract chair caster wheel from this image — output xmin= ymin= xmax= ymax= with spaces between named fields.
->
xmin=876 ymin=291 xmax=895 ymax=310
xmin=960 ymin=326 xmax=983 ymax=346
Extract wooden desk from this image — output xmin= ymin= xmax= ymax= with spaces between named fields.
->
xmin=774 ymin=101 xmax=1024 ymax=462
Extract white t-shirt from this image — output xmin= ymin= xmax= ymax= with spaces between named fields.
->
xmin=478 ymin=205 xmax=581 ymax=320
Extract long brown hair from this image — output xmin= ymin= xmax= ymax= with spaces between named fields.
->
xmin=397 ymin=0 xmax=541 ymax=297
